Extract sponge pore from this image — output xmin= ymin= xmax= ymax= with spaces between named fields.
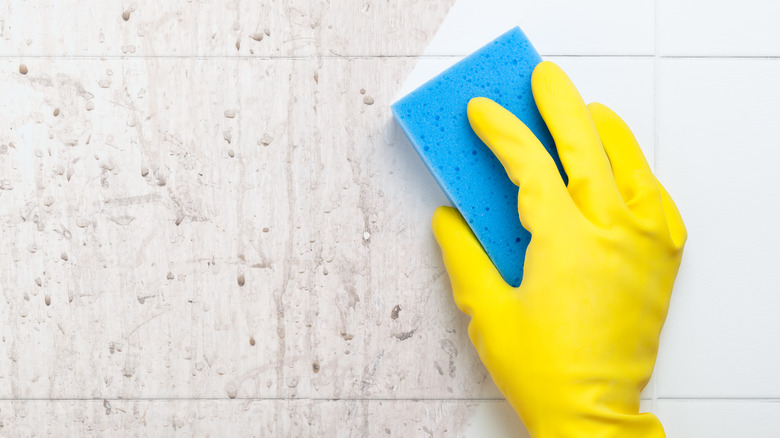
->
xmin=391 ymin=27 xmax=566 ymax=287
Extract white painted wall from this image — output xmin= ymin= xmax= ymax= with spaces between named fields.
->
xmin=0 ymin=1 xmax=778 ymax=436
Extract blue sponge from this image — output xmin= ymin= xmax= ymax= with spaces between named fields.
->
xmin=392 ymin=27 xmax=566 ymax=287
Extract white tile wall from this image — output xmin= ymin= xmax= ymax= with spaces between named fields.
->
xmin=655 ymin=59 xmax=780 ymax=399
xmin=547 ymin=57 xmax=656 ymax=168
xmin=2 ymin=0 xmax=780 ymax=436
xmin=0 ymin=1 xmax=451 ymax=57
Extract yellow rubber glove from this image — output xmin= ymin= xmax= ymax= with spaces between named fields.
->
xmin=432 ymin=61 xmax=686 ymax=438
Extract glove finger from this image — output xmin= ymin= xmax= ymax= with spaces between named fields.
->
xmin=432 ymin=206 xmax=508 ymax=317
xmin=657 ymin=182 xmax=687 ymax=249
xmin=587 ymin=102 xmax=664 ymax=225
xmin=467 ymin=97 xmax=576 ymax=234
xmin=531 ymin=61 xmax=627 ymax=228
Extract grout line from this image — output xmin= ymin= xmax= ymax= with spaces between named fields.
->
xmin=3 ymin=54 xmax=780 ymax=60
xmin=0 ymin=54 xmax=651 ymax=60
xmin=657 ymin=397 xmax=780 ymax=402
xmin=653 ymin=0 xmax=660 ymax=412
xmin=0 ymin=397 xmax=778 ymax=403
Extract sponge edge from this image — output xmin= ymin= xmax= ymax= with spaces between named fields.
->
xmin=391 ymin=27 xmax=566 ymax=287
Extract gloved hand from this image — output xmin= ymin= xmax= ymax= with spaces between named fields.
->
xmin=432 ymin=61 xmax=686 ymax=438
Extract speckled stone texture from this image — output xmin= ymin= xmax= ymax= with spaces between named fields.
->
xmin=0 ymin=1 xmax=532 ymax=436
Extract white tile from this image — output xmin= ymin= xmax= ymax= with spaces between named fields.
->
xmin=657 ymin=401 xmax=780 ymax=438
xmin=655 ymin=59 xmax=780 ymax=398
xmin=0 ymin=0 xmax=450 ymax=57
xmin=422 ymin=0 xmax=655 ymax=56
xmin=547 ymin=57 xmax=656 ymax=168
xmin=660 ymin=0 xmax=780 ymax=56
xmin=0 ymin=0 xmax=315 ymax=57
xmin=326 ymin=55 xmax=656 ymax=401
